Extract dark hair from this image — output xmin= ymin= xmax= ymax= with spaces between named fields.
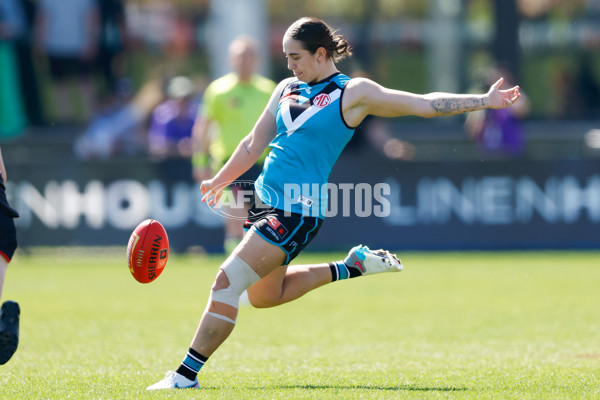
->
xmin=285 ymin=17 xmax=352 ymax=63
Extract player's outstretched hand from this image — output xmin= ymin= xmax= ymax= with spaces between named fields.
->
xmin=486 ymin=77 xmax=521 ymax=109
xmin=200 ymin=178 xmax=224 ymax=209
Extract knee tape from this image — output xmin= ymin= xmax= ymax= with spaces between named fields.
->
xmin=210 ymin=254 xmax=260 ymax=310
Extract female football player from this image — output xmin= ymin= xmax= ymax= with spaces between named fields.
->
xmin=147 ymin=16 xmax=521 ymax=389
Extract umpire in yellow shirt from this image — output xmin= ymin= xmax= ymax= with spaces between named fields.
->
xmin=192 ymin=35 xmax=276 ymax=253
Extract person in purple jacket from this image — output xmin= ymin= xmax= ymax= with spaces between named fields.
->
xmin=466 ymin=67 xmax=530 ymax=157
xmin=147 ymin=76 xmax=198 ymax=159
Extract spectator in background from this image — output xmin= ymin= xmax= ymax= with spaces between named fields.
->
xmin=147 ymin=76 xmax=199 ymax=160
xmin=97 ymin=0 xmax=127 ymax=97
xmin=0 ymin=0 xmax=27 ymax=140
xmin=14 ymin=0 xmax=44 ymax=126
xmin=574 ymin=54 xmax=600 ymax=119
xmin=465 ymin=67 xmax=530 ymax=157
xmin=74 ymin=77 xmax=163 ymax=160
xmin=165 ymin=8 xmax=196 ymax=70
xmin=192 ymin=36 xmax=276 ymax=253
xmin=34 ymin=0 xmax=100 ymax=123
xmin=552 ymin=67 xmax=581 ymax=119
xmin=553 ymin=55 xmax=600 ymax=119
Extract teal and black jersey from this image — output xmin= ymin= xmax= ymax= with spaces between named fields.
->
xmin=255 ymin=72 xmax=355 ymax=218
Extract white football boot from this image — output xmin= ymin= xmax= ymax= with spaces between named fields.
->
xmin=344 ymin=245 xmax=403 ymax=275
xmin=146 ymin=370 xmax=199 ymax=390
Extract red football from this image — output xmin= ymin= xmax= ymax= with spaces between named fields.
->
xmin=126 ymin=219 xmax=169 ymax=283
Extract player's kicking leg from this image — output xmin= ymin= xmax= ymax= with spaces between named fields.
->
xmin=248 ymin=244 xmax=402 ymax=308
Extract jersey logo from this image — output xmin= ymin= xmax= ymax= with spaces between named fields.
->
xmin=313 ymin=93 xmax=331 ymax=108
xmin=280 ymin=81 xmax=341 ymax=136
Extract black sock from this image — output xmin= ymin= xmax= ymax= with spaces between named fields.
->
xmin=329 ymin=261 xmax=363 ymax=282
xmin=176 ymin=348 xmax=208 ymax=381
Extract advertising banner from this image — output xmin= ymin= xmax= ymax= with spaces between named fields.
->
xmin=7 ymin=154 xmax=600 ymax=251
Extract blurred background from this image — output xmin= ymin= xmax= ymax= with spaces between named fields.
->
xmin=1 ymin=0 xmax=599 ymax=252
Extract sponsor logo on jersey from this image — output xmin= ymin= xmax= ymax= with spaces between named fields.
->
xmin=313 ymin=93 xmax=331 ymax=108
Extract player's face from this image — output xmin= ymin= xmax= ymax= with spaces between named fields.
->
xmin=283 ymin=36 xmax=321 ymax=83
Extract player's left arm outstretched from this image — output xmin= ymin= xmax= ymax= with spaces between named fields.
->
xmin=342 ymin=77 xmax=521 ymax=127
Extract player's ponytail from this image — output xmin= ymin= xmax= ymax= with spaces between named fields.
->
xmin=331 ymin=34 xmax=352 ymax=62
xmin=285 ymin=17 xmax=353 ymax=63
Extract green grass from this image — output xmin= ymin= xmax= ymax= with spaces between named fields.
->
xmin=1 ymin=249 xmax=600 ymax=399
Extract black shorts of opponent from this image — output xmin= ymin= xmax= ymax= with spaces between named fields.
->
xmin=0 ymin=179 xmax=18 ymax=262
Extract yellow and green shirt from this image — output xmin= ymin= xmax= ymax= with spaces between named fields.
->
xmin=202 ymin=72 xmax=276 ymax=167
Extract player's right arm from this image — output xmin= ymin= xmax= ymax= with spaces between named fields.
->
xmin=201 ymin=78 xmax=289 ymax=207
xmin=200 ymin=109 xmax=276 ymax=207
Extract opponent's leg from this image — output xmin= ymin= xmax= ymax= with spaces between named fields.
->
xmin=0 ymin=215 xmax=19 ymax=365
xmin=0 ymin=257 xmax=19 ymax=365
xmin=0 ymin=300 xmax=20 ymax=365
xmin=0 ymin=258 xmax=6 ymax=301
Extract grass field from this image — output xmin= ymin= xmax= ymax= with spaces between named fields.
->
xmin=1 ymin=249 xmax=599 ymax=399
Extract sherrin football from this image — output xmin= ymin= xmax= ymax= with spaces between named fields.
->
xmin=126 ymin=219 xmax=169 ymax=283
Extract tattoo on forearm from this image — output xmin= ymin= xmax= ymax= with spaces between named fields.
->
xmin=431 ymin=97 xmax=486 ymax=115
xmin=243 ymin=142 xmax=251 ymax=155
